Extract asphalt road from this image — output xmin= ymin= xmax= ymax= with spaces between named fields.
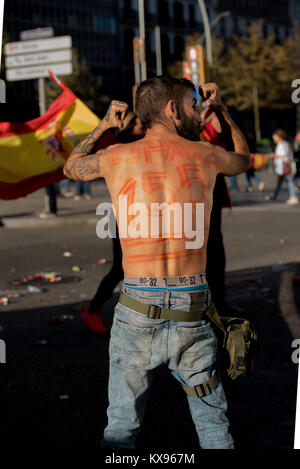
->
xmin=0 ymin=168 xmax=299 ymax=451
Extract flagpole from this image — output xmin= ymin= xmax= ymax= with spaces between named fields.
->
xmin=38 ymin=75 xmax=57 ymax=215
xmin=38 ymin=78 xmax=46 ymax=115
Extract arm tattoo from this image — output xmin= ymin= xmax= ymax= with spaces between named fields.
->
xmin=71 ymin=124 xmax=105 ymax=157
xmin=64 ymin=152 xmax=102 ymax=181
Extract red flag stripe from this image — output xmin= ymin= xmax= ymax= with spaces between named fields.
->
xmin=0 ymin=88 xmax=76 ymax=138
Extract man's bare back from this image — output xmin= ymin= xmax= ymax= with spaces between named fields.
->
xmin=100 ymin=132 xmax=223 ymax=277
xmin=64 ymin=81 xmax=251 ymax=279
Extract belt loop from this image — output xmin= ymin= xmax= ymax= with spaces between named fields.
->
xmin=166 ymin=291 xmax=171 ymax=308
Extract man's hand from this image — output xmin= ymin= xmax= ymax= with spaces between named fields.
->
xmin=200 ymin=83 xmax=227 ymax=113
xmin=63 ymin=99 xmax=128 ymax=181
xmin=102 ymin=100 xmax=129 ymax=130
xmin=200 ymin=106 xmax=222 ymax=134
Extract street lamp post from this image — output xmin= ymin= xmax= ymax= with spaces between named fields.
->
xmin=197 ymin=0 xmax=213 ymax=80
xmin=197 ymin=11 xmax=231 ymax=45
xmin=138 ymin=0 xmax=147 ymax=81
xmin=155 ymin=25 xmax=162 ymax=76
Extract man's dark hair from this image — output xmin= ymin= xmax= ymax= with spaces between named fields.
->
xmin=135 ymin=75 xmax=195 ymax=129
xmin=273 ymin=129 xmax=287 ymax=140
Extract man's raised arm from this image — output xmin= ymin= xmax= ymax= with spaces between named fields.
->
xmin=201 ymin=83 xmax=251 ymax=176
xmin=63 ymin=100 xmax=128 ymax=181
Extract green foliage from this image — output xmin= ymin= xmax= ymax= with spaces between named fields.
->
xmin=168 ymin=22 xmax=300 ymax=111
xmin=214 ymin=21 xmax=300 ymax=111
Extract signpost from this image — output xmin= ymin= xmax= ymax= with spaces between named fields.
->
xmin=20 ymin=27 xmax=54 ymax=41
xmin=5 ymin=35 xmax=72 ymax=56
xmin=5 ymin=32 xmax=73 ymax=112
xmin=5 ymin=49 xmax=72 ymax=69
xmin=4 ymin=28 xmax=73 ymax=213
xmin=6 ymin=62 xmax=73 ymax=82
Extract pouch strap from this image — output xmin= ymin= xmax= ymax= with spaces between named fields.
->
xmin=181 ymin=371 xmax=221 ymax=398
xmin=119 ymin=292 xmax=206 ymax=322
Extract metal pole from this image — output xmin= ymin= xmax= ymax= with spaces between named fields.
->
xmin=197 ymin=0 xmax=213 ymax=80
xmin=134 ymin=62 xmax=141 ymax=85
xmin=198 ymin=11 xmax=230 ymax=45
xmin=38 ymin=77 xmax=46 ymax=115
xmin=138 ymin=0 xmax=147 ymax=80
xmin=155 ymin=25 xmax=162 ymax=75
xmin=38 ymin=77 xmax=55 ymax=214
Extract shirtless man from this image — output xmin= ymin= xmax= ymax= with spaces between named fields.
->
xmin=64 ymin=76 xmax=251 ymax=449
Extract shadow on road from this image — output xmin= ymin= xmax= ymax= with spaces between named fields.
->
xmin=0 ymin=262 xmax=299 ymax=449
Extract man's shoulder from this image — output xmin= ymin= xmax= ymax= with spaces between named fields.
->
xmin=182 ymin=139 xmax=219 ymax=153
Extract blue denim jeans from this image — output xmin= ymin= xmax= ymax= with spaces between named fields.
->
xmin=102 ymin=286 xmax=234 ymax=449
xmin=75 ymin=181 xmax=91 ymax=195
xmin=273 ymin=174 xmax=297 ymax=199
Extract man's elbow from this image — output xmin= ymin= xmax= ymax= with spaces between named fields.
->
xmin=236 ymin=152 xmax=252 ymax=172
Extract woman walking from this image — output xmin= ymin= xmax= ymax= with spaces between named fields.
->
xmin=265 ymin=129 xmax=298 ymax=205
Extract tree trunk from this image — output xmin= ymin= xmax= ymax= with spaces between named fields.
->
xmin=252 ymin=84 xmax=261 ymax=145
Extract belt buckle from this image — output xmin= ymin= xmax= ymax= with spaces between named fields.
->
xmin=147 ymin=304 xmax=161 ymax=319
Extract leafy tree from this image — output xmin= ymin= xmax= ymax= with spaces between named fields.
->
xmin=169 ymin=22 xmax=300 ymax=143
xmin=215 ymin=22 xmax=300 ymax=142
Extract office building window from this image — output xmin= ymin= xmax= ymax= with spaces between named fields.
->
xmin=173 ymin=2 xmax=184 ymax=27
xmin=93 ymin=15 xmax=117 ymax=34
xmin=161 ymin=33 xmax=170 ymax=63
xmin=174 ymin=35 xmax=185 ymax=60
xmin=158 ymin=0 xmax=169 ymax=25
xmin=189 ymin=5 xmax=195 ymax=27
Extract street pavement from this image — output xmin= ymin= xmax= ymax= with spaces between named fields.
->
xmin=0 ymin=168 xmax=299 ymax=450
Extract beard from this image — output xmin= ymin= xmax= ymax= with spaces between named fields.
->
xmin=174 ymin=107 xmax=202 ymax=141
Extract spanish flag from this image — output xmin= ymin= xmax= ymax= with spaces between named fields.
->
xmin=0 ymin=72 xmax=113 ymax=200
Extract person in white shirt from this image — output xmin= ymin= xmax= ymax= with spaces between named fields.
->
xmin=265 ymin=129 xmax=299 ymax=205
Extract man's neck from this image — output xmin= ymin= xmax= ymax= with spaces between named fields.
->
xmin=145 ymin=122 xmax=177 ymax=138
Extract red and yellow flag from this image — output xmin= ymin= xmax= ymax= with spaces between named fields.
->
xmin=0 ymin=75 xmax=112 ymax=200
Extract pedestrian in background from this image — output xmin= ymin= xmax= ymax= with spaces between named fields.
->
xmin=228 ymin=176 xmax=239 ymax=192
xmin=74 ymin=181 xmax=92 ymax=200
xmin=293 ymin=130 xmax=300 ymax=189
xmin=39 ymin=184 xmax=57 ymax=218
xmin=265 ymin=129 xmax=299 ymax=205
xmin=245 ymin=131 xmax=265 ymax=192
xmin=58 ymin=179 xmax=73 ymax=197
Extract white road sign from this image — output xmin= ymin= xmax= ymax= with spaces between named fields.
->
xmin=6 ymin=62 xmax=73 ymax=81
xmin=20 ymin=27 xmax=54 ymax=41
xmin=5 ymin=49 xmax=72 ymax=68
xmin=5 ymin=36 xmax=72 ymax=56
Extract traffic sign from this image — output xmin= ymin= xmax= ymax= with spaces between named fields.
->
xmin=6 ymin=62 xmax=73 ymax=81
xmin=5 ymin=49 xmax=72 ymax=68
xmin=20 ymin=27 xmax=54 ymax=41
xmin=5 ymin=36 xmax=72 ymax=56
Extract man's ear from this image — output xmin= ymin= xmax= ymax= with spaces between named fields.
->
xmin=165 ymin=100 xmax=180 ymax=121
